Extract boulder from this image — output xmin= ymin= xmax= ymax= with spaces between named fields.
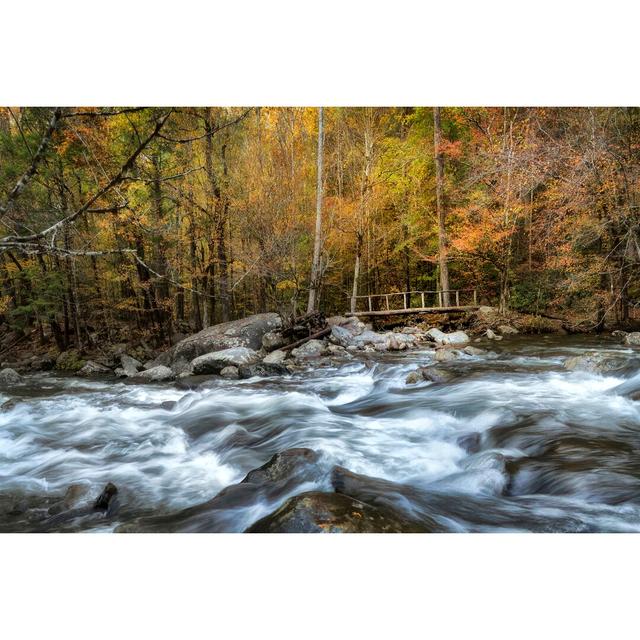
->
xmin=0 ymin=367 xmax=22 ymax=386
xmin=291 ymin=339 xmax=326 ymax=359
xmin=464 ymin=345 xmax=486 ymax=356
xmin=56 ymin=349 xmax=86 ymax=371
xmin=406 ymin=365 xmax=454 ymax=384
xmin=426 ymin=328 xmax=469 ymax=345
xmin=624 ymin=332 xmax=640 ymax=346
xmin=238 ymin=362 xmax=290 ymax=378
xmin=353 ymin=330 xmax=387 ymax=348
xmin=486 ymin=329 xmax=502 ymax=341
xmin=120 ymin=354 xmax=143 ymax=377
xmin=262 ymin=330 xmax=288 ymax=351
xmin=564 ymin=353 xmax=626 ymax=374
xmin=611 ymin=330 xmax=627 ymax=340
xmin=114 ymin=367 xmax=127 ymax=378
xmin=435 ymin=348 xmax=458 ymax=362
xmin=152 ymin=313 xmax=282 ymax=374
xmin=220 ymin=366 xmax=239 ymax=380
xmin=77 ymin=360 xmax=111 ymax=376
xmin=263 ymin=349 xmax=287 ymax=364
xmin=405 ymin=370 xmax=424 ymax=384
xmin=498 ymin=325 xmax=519 ymax=335
xmin=245 ymin=491 xmax=427 ymax=533
xmin=326 ymin=344 xmax=351 ymax=358
xmin=137 ymin=365 xmax=175 ymax=381
xmin=329 ymin=325 xmax=354 ymax=348
xmin=30 ymin=354 xmax=55 ymax=371
xmin=326 ymin=316 xmax=366 ymax=336
xmin=191 ymin=347 xmax=260 ymax=375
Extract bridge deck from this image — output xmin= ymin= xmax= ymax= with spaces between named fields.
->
xmin=347 ymin=305 xmax=479 ymax=317
xmin=346 ymin=288 xmax=478 ymax=318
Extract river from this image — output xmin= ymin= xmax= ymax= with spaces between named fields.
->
xmin=2 ymin=335 xmax=640 ymax=532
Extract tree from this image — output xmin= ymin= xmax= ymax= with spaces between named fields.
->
xmin=433 ymin=107 xmax=450 ymax=306
xmin=307 ymin=107 xmax=324 ymax=313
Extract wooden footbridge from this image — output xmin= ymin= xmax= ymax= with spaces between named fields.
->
xmin=346 ymin=288 xmax=478 ymax=317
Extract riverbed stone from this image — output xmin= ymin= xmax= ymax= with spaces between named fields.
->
xmin=427 ymin=328 xmax=469 ymax=345
xmin=624 ymin=332 xmax=640 ymax=346
xmin=485 ymin=329 xmax=503 ymax=341
xmin=291 ymin=339 xmax=326 ymax=359
xmin=56 ymin=349 xmax=86 ymax=372
xmin=435 ymin=348 xmax=458 ymax=362
xmin=263 ymin=349 xmax=287 ymax=364
xmin=77 ymin=360 xmax=111 ymax=376
xmin=30 ymin=354 xmax=55 ymax=371
xmin=138 ymin=365 xmax=175 ymax=381
xmin=245 ymin=491 xmax=427 ymax=533
xmin=153 ymin=313 xmax=282 ymax=374
xmin=329 ymin=325 xmax=354 ymax=347
xmin=262 ymin=330 xmax=287 ymax=351
xmin=120 ymin=354 xmax=143 ymax=377
xmin=564 ymin=352 xmax=626 ymax=373
xmin=498 ymin=325 xmax=519 ymax=335
xmin=0 ymin=367 xmax=22 ymax=386
xmin=238 ymin=362 xmax=290 ymax=378
xmin=464 ymin=345 xmax=486 ymax=356
xmin=191 ymin=346 xmax=260 ymax=374
xmin=220 ymin=366 xmax=239 ymax=379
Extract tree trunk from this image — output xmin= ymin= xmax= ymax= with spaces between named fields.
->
xmin=433 ymin=107 xmax=450 ymax=306
xmin=307 ymin=106 xmax=324 ymax=313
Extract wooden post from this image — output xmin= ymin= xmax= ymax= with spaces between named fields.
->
xmin=456 ymin=290 xmax=460 ymax=307
xmin=385 ymin=295 xmax=390 ymax=310
xmin=368 ymin=296 xmax=372 ymax=312
xmin=421 ymin=292 xmax=425 ymax=308
xmin=403 ymin=293 xmax=407 ymax=310
xmin=438 ymin=291 xmax=443 ymax=307
xmin=473 ymin=289 xmax=477 ymax=305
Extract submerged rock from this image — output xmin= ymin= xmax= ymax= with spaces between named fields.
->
xmin=191 ymin=346 xmax=260 ymax=374
xmin=435 ymin=348 xmax=458 ymax=362
xmin=245 ymin=491 xmax=427 ymax=533
xmin=0 ymin=367 xmax=22 ymax=386
xmin=463 ymin=345 xmax=486 ymax=356
xmin=220 ymin=365 xmax=239 ymax=379
xmin=564 ymin=352 xmax=626 ymax=374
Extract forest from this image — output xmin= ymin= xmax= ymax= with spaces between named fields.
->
xmin=0 ymin=106 xmax=639 ymax=353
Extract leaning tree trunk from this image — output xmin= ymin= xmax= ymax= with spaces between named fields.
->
xmin=433 ymin=107 xmax=450 ymax=306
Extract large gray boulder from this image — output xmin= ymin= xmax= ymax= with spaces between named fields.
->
xmin=263 ymin=349 xmax=287 ymax=364
xmin=262 ymin=330 xmax=287 ymax=351
xmin=190 ymin=347 xmax=260 ymax=375
xmin=427 ymin=328 xmax=469 ymax=345
xmin=291 ymin=339 xmax=326 ymax=359
xmin=153 ymin=313 xmax=281 ymax=374
xmin=329 ymin=325 xmax=354 ymax=348
xmin=0 ymin=367 xmax=22 ymax=386
xmin=564 ymin=353 xmax=626 ymax=374
xmin=77 ymin=360 xmax=111 ymax=376
xmin=624 ymin=332 xmax=640 ymax=346
xmin=120 ymin=354 xmax=143 ymax=377
xmin=137 ymin=365 xmax=175 ymax=381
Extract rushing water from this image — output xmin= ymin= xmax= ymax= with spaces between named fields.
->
xmin=2 ymin=335 xmax=640 ymax=532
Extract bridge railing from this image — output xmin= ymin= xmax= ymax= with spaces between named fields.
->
xmin=349 ymin=288 xmax=477 ymax=314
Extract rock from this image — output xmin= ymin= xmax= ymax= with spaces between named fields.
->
xmin=478 ymin=306 xmax=496 ymax=315
xmin=326 ymin=344 xmax=351 ymax=358
xmin=353 ymin=330 xmax=387 ymax=348
xmin=564 ymin=353 xmax=626 ymax=374
xmin=219 ymin=366 xmax=239 ymax=379
xmin=114 ymin=367 xmax=126 ymax=378
xmin=93 ymin=482 xmax=120 ymax=517
xmin=191 ymin=346 xmax=260 ymax=375
xmin=329 ymin=325 xmax=354 ymax=348
xmin=120 ymin=354 xmax=143 ymax=377
xmin=435 ymin=348 xmax=458 ymax=362
xmin=0 ymin=367 xmax=22 ymax=386
xmin=624 ymin=332 xmax=640 ymax=346
xmin=326 ymin=316 xmax=366 ymax=336
xmin=238 ymin=362 xmax=290 ymax=378
xmin=421 ymin=367 xmax=453 ymax=383
xmin=426 ymin=328 xmax=469 ymax=345
xmin=464 ymin=346 xmax=486 ymax=356
xmin=611 ymin=330 xmax=627 ymax=340
xmin=386 ymin=334 xmax=409 ymax=351
xmin=242 ymin=449 xmax=319 ymax=484
xmin=498 ymin=325 xmax=519 ymax=335
xmin=291 ymin=339 xmax=326 ymax=359
xmin=262 ymin=330 xmax=288 ymax=351
xmin=152 ymin=313 xmax=282 ymax=374
xmin=457 ymin=432 xmax=482 ymax=454
xmin=137 ymin=365 xmax=175 ymax=381
xmin=485 ymin=329 xmax=503 ymax=341
xmin=245 ymin=491 xmax=427 ymax=533
xmin=405 ymin=370 xmax=424 ymax=384
xmin=30 ymin=354 xmax=55 ymax=371
xmin=56 ymin=349 xmax=86 ymax=371
xmin=346 ymin=345 xmax=359 ymax=353
xmin=77 ymin=360 xmax=111 ymax=376
xmin=263 ymin=349 xmax=287 ymax=364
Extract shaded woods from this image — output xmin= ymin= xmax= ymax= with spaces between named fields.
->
xmin=0 ymin=107 xmax=639 ymax=352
